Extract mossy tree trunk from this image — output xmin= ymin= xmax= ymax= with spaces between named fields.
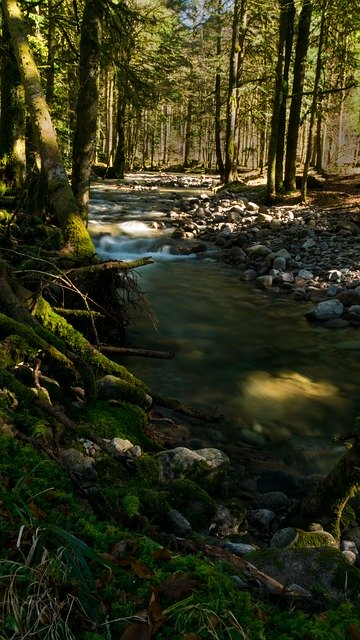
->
xmin=2 ymin=0 xmax=95 ymax=259
xmin=0 ymin=6 xmax=26 ymax=189
xmin=71 ymin=0 xmax=104 ymax=218
xmin=300 ymin=433 xmax=360 ymax=539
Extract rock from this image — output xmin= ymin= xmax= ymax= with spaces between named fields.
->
xmin=258 ymin=212 xmax=273 ymax=223
xmin=155 ymin=447 xmax=230 ymax=490
xmin=271 ymin=527 xmax=337 ymax=549
xmin=273 ymin=256 xmax=286 ymax=271
xmin=248 ymin=508 xmax=276 ymax=531
xmin=58 ymin=448 xmax=97 ymax=484
xmin=342 ymin=550 xmax=357 ymax=565
xmin=328 ymin=270 xmax=343 ymax=282
xmin=166 ymin=509 xmax=192 ymax=535
xmin=273 ymin=248 xmax=291 ymax=260
xmin=255 ymin=275 xmax=273 ymax=289
xmin=96 ymin=375 xmax=152 ymax=407
xmin=348 ymin=305 xmax=360 ymax=315
xmin=225 ymin=541 xmax=257 ymax=556
xmin=306 ymin=299 xmax=344 ymax=321
xmin=209 ymin=503 xmax=247 ymax=537
xmin=242 ymin=269 xmax=257 ymax=281
xmin=343 ymin=528 xmax=360 ymax=550
xmin=302 ymin=238 xmax=316 ymax=249
xmin=246 ymin=244 xmax=272 ymax=257
xmin=246 ymin=202 xmax=259 ymax=212
xmin=257 ymin=491 xmax=291 ymax=512
xmin=109 ymin=438 xmax=134 ymax=453
xmin=250 ymin=547 xmax=357 ymax=599
xmin=298 ymin=269 xmax=314 ymax=280
xmin=240 ymin=428 xmax=267 ymax=446
xmin=327 ymin=284 xmax=340 ymax=296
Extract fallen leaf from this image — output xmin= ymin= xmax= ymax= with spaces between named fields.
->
xmin=152 ymin=548 xmax=172 ymax=561
xmin=158 ymin=572 xmax=198 ymax=600
xmin=27 ymin=501 xmax=47 ymax=520
xmin=121 ymin=622 xmax=151 ymax=640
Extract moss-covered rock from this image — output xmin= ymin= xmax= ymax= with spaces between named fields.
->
xmin=271 ymin=527 xmax=338 ymax=549
xmin=154 ymin=446 xmax=230 ymax=491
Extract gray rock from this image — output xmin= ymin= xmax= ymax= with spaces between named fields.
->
xmin=58 ymin=448 xmax=97 ymax=483
xmin=342 ymin=550 xmax=357 ymax=565
xmin=302 ymin=238 xmax=316 ymax=249
xmin=273 ymin=248 xmax=291 ymax=260
xmin=248 ymin=508 xmax=276 ymax=531
xmin=225 ymin=541 xmax=257 ymax=556
xmin=348 ymin=305 xmax=360 ymax=315
xmin=242 ymin=269 xmax=257 ymax=281
xmin=310 ymin=299 xmax=344 ymax=320
xmin=246 ymin=244 xmax=272 ymax=257
xmin=155 ymin=447 xmax=229 ymax=489
xmin=327 ymin=284 xmax=340 ymax=296
xmin=167 ymin=509 xmax=192 ymax=535
xmin=273 ymin=256 xmax=286 ymax=271
xmin=257 ymin=491 xmax=291 ymax=511
xmin=298 ymin=269 xmax=314 ymax=280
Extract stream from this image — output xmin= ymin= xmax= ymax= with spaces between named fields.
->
xmin=89 ymin=177 xmax=360 ymax=475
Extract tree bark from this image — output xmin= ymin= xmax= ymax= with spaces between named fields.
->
xmin=214 ymin=0 xmax=225 ymax=180
xmin=301 ymin=0 xmax=327 ymax=201
xmin=2 ymin=0 xmax=95 ymax=259
xmin=0 ymin=6 xmax=26 ymax=188
xmin=72 ymin=0 xmax=104 ymax=217
xmin=224 ymin=0 xmax=247 ymax=184
xmin=266 ymin=0 xmax=289 ymax=201
xmin=284 ymin=0 xmax=312 ymax=191
xmin=275 ymin=0 xmax=295 ymax=193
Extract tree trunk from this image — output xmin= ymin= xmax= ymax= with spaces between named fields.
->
xmin=284 ymin=0 xmax=312 ymax=191
xmin=2 ymin=0 xmax=95 ymax=259
xmin=275 ymin=0 xmax=295 ymax=193
xmin=183 ymin=98 xmax=193 ymax=167
xmin=266 ymin=0 xmax=289 ymax=201
xmin=0 ymin=6 xmax=26 ymax=189
xmin=71 ymin=0 xmax=104 ymax=217
xmin=214 ymin=0 xmax=225 ymax=180
xmin=300 ymin=432 xmax=360 ymax=539
xmin=224 ymin=0 xmax=247 ymax=184
xmin=110 ymin=81 xmax=127 ymax=179
xmin=301 ymin=0 xmax=327 ymax=201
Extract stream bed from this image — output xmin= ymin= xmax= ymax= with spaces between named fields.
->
xmin=89 ymin=178 xmax=360 ymax=475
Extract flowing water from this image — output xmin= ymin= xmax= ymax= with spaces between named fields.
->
xmin=89 ymin=178 xmax=360 ymax=474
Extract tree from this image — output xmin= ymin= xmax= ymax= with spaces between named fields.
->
xmin=284 ymin=0 xmax=312 ymax=191
xmin=266 ymin=0 xmax=294 ymax=201
xmin=71 ymin=0 xmax=104 ymax=216
xmin=0 ymin=6 xmax=26 ymax=189
xmin=2 ymin=0 xmax=94 ymax=259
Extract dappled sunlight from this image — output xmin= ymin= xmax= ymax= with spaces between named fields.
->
xmin=240 ymin=370 xmax=345 ymax=437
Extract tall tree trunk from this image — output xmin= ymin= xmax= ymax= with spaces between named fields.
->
xmin=2 ymin=0 xmax=95 ymax=259
xmin=224 ymin=0 xmax=247 ymax=183
xmin=45 ymin=0 xmax=55 ymax=106
xmin=275 ymin=0 xmax=295 ymax=192
xmin=0 ymin=6 xmax=26 ymax=188
xmin=71 ymin=0 xmax=103 ymax=218
xmin=301 ymin=0 xmax=327 ymax=201
xmin=110 ymin=80 xmax=127 ymax=178
xmin=183 ymin=98 xmax=192 ymax=167
xmin=284 ymin=0 xmax=312 ymax=191
xmin=214 ymin=0 xmax=224 ymax=180
xmin=266 ymin=0 xmax=289 ymax=202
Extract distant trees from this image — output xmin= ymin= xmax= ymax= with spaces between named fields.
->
xmin=0 ymin=0 xmax=359 ymax=202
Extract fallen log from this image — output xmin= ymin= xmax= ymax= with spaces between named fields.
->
xmin=153 ymin=394 xmax=224 ymax=423
xmin=66 ymin=257 xmax=154 ymax=275
xmin=97 ymin=345 xmax=174 ymax=359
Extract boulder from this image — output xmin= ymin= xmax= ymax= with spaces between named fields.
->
xmin=155 ymin=447 xmax=229 ymax=490
xmin=306 ymin=299 xmax=344 ymax=321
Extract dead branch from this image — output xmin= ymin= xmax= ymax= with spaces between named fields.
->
xmin=97 ymin=345 xmax=174 ymax=359
xmin=169 ymin=538 xmax=311 ymax=598
xmin=153 ymin=394 xmax=225 ymax=423
xmin=67 ymin=257 xmax=154 ymax=276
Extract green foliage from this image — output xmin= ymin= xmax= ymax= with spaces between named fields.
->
xmin=122 ymin=492 xmax=140 ymax=518
xmin=78 ymin=400 xmax=147 ymax=442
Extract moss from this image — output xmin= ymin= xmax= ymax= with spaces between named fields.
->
xmin=33 ymin=298 xmax=149 ymax=407
xmin=291 ymin=529 xmax=337 ymax=549
xmin=165 ymin=478 xmax=216 ymax=530
xmin=62 ymin=212 xmax=95 ymax=260
xmin=78 ymin=400 xmax=147 ymax=443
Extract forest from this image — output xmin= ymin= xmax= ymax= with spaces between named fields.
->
xmin=0 ymin=0 xmax=360 ymax=638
